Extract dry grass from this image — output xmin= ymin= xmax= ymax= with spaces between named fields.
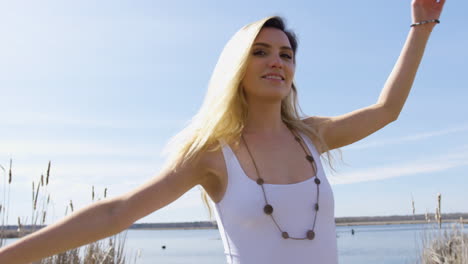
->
xmin=419 ymin=222 xmax=468 ymax=264
xmin=416 ymin=193 xmax=468 ymax=264
xmin=34 ymin=231 xmax=132 ymax=264
xmin=1 ymin=160 xmax=141 ymax=263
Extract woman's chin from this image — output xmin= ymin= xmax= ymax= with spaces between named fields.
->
xmin=244 ymin=85 xmax=291 ymax=103
xmin=252 ymin=92 xmax=289 ymax=103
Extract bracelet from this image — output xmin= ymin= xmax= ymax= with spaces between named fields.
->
xmin=410 ymin=19 xmax=440 ymax=27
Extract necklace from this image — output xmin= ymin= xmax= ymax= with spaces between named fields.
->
xmin=240 ymin=128 xmax=321 ymax=240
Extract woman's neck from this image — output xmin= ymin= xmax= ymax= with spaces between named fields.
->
xmin=243 ymin=100 xmax=289 ymax=137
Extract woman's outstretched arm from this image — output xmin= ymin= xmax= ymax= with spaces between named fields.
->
xmin=0 ymin=155 xmax=209 ymax=264
xmin=377 ymin=0 xmax=446 ymax=116
xmin=0 ymin=197 xmax=126 ymax=263
xmin=304 ymin=0 xmax=446 ymax=151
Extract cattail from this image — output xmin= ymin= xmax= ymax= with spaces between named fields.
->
xmin=0 ymin=204 xmax=2 ymax=212
xmin=34 ymin=180 xmax=40 ymax=210
xmin=70 ymin=200 xmax=74 ymax=212
xmin=411 ymin=195 xmax=415 ymax=220
xmin=47 ymin=194 xmax=50 ymax=205
xmin=41 ymin=174 xmax=44 ymax=186
xmin=92 ymin=186 xmax=95 ymax=201
xmin=104 ymin=188 xmax=107 ymax=198
xmin=46 ymin=161 xmax=51 ymax=185
xmin=8 ymin=158 xmax=12 ymax=184
xmin=17 ymin=217 xmax=22 ymax=233
xmin=437 ymin=193 xmax=442 ymax=229
xmin=32 ymin=182 xmax=35 ymax=204
xmin=42 ymin=211 xmax=47 ymax=224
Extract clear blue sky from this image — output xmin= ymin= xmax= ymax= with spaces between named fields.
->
xmin=1 ymin=0 xmax=467 ymax=225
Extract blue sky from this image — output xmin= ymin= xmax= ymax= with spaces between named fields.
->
xmin=1 ymin=0 xmax=467 ymax=225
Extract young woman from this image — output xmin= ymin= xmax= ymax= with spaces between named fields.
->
xmin=0 ymin=0 xmax=445 ymax=263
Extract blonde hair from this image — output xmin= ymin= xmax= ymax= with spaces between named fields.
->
xmin=161 ymin=16 xmax=342 ymax=220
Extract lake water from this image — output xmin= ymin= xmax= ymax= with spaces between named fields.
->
xmin=5 ymin=223 xmax=467 ymax=263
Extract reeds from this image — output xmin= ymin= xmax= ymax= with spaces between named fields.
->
xmin=417 ymin=193 xmax=468 ymax=264
xmin=0 ymin=158 xmax=13 ymax=247
xmin=0 ymin=159 xmax=140 ymax=263
xmin=419 ymin=220 xmax=468 ymax=264
xmin=35 ymin=231 xmax=131 ymax=264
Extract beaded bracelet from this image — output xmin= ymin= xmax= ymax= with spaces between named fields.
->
xmin=411 ymin=19 xmax=440 ymax=27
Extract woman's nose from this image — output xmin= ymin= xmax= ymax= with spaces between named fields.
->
xmin=268 ymin=55 xmax=283 ymax=68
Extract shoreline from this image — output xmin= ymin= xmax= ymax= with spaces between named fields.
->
xmin=133 ymin=219 xmax=468 ymax=230
xmin=3 ymin=219 xmax=467 ymax=239
xmin=336 ymin=219 xmax=468 ymax=226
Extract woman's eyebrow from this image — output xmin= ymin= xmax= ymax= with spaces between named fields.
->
xmin=253 ymin=42 xmax=293 ymax=51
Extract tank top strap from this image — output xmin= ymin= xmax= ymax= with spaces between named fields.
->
xmin=218 ymin=139 xmax=235 ymax=164
xmin=297 ymin=131 xmax=324 ymax=173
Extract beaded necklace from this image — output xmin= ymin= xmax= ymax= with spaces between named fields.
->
xmin=240 ymin=128 xmax=321 ymax=240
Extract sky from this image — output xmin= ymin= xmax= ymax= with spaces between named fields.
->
xmin=0 ymin=0 xmax=467 ymax=225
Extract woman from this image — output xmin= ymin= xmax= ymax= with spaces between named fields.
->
xmin=0 ymin=0 xmax=445 ymax=263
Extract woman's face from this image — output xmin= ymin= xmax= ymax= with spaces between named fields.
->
xmin=241 ymin=27 xmax=295 ymax=102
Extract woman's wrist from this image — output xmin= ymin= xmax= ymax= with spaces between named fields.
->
xmin=410 ymin=23 xmax=436 ymax=34
xmin=411 ymin=19 xmax=440 ymax=27
xmin=410 ymin=19 xmax=439 ymax=33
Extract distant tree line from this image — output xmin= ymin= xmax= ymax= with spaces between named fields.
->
xmin=130 ymin=221 xmax=218 ymax=229
xmin=129 ymin=213 xmax=468 ymax=229
xmin=4 ymin=213 xmax=467 ymax=233
xmin=335 ymin=213 xmax=468 ymax=224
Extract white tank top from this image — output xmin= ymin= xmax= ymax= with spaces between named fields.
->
xmin=211 ymin=132 xmax=338 ymax=264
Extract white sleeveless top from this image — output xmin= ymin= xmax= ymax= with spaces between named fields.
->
xmin=211 ymin=132 xmax=338 ymax=264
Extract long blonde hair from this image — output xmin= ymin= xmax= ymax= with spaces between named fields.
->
xmin=161 ymin=16 xmax=341 ymax=220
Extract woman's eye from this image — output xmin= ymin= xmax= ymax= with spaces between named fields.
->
xmin=253 ymin=50 xmax=266 ymax=56
xmin=281 ymin=54 xmax=293 ymax=59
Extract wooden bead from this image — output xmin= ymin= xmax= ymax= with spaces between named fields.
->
xmin=314 ymin=178 xmax=321 ymax=185
xmin=282 ymin=232 xmax=289 ymax=239
xmin=306 ymin=230 xmax=315 ymax=240
xmin=264 ymin=204 xmax=273 ymax=215
xmin=306 ymin=155 xmax=314 ymax=162
xmin=315 ymin=203 xmax=319 ymax=211
xmin=256 ymin=178 xmax=264 ymax=185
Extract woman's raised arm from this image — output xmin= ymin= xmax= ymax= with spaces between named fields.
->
xmin=303 ymin=0 xmax=446 ymax=151
xmin=0 ymin=155 xmax=209 ymax=264
xmin=377 ymin=0 xmax=446 ymax=116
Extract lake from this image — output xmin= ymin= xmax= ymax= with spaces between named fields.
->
xmin=4 ymin=223 xmax=466 ymax=263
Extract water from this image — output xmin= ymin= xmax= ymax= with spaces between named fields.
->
xmin=124 ymin=229 xmax=224 ymax=264
xmin=4 ymin=223 xmax=467 ymax=263
xmin=120 ymin=223 xmax=468 ymax=263
xmin=337 ymin=224 xmax=432 ymax=264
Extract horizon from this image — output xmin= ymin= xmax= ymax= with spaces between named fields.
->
xmin=4 ymin=211 xmax=468 ymax=228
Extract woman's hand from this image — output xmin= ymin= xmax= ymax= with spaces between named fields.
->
xmin=411 ymin=0 xmax=446 ymax=31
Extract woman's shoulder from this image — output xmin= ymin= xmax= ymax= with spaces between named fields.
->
xmin=194 ymin=142 xmax=228 ymax=202
xmin=198 ymin=143 xmax=225 ymax=168
xmin=300 ymin=117 xmax=329 ymax=155
xmin=197 ymin=137 xmax=241 ymax=165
